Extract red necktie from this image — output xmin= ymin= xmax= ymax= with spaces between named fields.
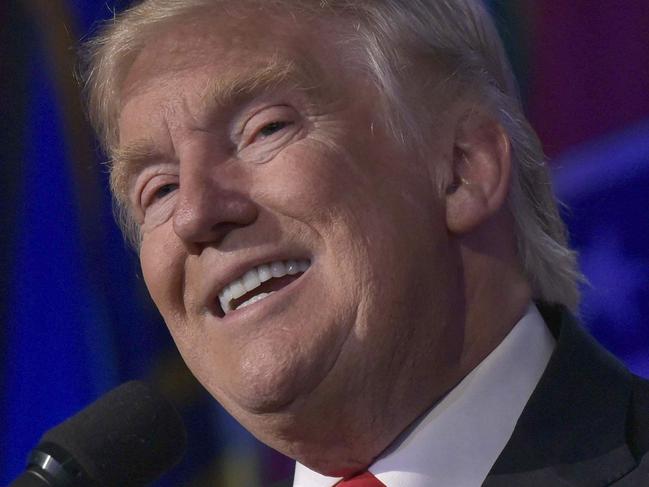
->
xmin=336 ymin=471 xmax=386 ymax=486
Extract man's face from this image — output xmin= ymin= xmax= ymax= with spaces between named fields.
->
xmin=117 ymin=7 xmax=464 ymax=467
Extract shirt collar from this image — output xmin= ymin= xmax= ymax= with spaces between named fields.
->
xmin=293 ymin=303 xmax=555 ymax=487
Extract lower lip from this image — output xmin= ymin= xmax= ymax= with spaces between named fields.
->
xmin=216 ymin=267 xmax=312 ymax=324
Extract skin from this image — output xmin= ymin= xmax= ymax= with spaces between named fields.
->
xmin=116 ymin=6 xmax=531 ymax=477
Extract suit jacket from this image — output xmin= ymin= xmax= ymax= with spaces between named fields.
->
xmin=273 ymin=304 xmax=649 ymax=487
xmin=483 ymin=303 xmax=649 ymax=486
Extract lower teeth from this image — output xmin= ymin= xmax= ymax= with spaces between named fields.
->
xmin=235 ymin=291 xmax=275 ymax=311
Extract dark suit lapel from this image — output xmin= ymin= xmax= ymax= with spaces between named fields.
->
xmin=484 ymin=304 xmax=637 ymax=486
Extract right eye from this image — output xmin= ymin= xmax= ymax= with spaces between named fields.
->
xmin=152 ymin=183 xmax=178 ymax=201
xmin=140 ymin=180 xmax=178 ymax=212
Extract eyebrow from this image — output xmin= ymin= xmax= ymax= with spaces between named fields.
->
xmin=111 ymin=56 xmax=331 ymax=201
xmin=200 ymin=56 xmax=330 ymax=110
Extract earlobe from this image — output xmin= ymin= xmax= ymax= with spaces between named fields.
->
xmin=445 ymin=109 xmax=511 ymax=234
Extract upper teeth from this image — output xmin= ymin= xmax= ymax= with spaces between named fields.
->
xmin=219 ymin=259 xmax=310 ymax=314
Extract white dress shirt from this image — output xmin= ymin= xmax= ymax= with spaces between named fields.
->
xmin=293 ymin=303 xmax=556 ymax=487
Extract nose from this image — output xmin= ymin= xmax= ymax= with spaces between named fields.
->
xmin=172 ymin=165 xmax=258 ymax=251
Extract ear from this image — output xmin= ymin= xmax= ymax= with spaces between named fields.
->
xmin=445 ymin=109 xmax=512 ymax=234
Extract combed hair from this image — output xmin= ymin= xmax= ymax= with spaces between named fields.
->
xmin=80 ymin=0 xmax=583 ymax=310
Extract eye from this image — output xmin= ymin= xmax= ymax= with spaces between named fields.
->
xmin=139 ymin=181 xmax=178 ymax=213
xmin=153 ymin=183 xmax=178 ymax=201
xmin=236 ymin=105 xmax=301 ymax=159
xmin=256 ymin=120 xmax=293 ymax=140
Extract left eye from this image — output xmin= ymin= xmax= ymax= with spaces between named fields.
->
xmin=257 ymin=121 xmax=292 ymax=139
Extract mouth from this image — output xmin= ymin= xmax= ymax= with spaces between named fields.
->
xmin=217 ymin=259 xmax=311 ymax=315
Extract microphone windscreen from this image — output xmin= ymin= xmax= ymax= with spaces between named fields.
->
xmin=39 ymin=381 xmax=186 ymax=486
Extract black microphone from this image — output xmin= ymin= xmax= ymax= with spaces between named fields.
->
xmin=10 ymin=381 xmax=187 ymax=487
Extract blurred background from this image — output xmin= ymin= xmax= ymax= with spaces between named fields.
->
xmin=1 ymin=1 xmax=648 ymax=485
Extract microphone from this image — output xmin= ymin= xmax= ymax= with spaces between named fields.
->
xmin=10 ymin=381 xmax=187 ymax=487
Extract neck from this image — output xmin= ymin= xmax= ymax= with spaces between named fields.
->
xmin=456 ymin=212 xmax=533 ymax=377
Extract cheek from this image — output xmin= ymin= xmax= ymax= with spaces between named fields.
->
xmin=139 ymin=228 xmax=187 ymax=320
xmin=141 ymin=196 xmax=177 ymax=232
xmin=252 ymin=140 xmax=360 ymax=215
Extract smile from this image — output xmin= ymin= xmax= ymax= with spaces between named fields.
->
xmin=218 ymin=259 xmax=311 ymax=314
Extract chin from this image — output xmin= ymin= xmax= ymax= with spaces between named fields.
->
xmin=227 ymin=376 xmax=302 ymax=415
xmin=219 ymin=347 xmax=316 ymax=415
xmin=222 ymin=321 xmax=344 ymax=414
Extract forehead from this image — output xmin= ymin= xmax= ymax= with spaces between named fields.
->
xmin=120 ymin=6 xmax=342 ymax=104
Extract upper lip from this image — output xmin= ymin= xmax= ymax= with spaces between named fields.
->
xmin=200 ymin=250 xmax=312 ymax=316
